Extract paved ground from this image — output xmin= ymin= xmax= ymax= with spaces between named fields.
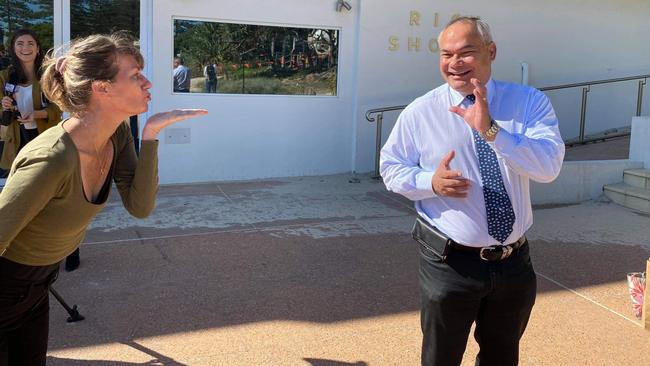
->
xmin=564 ymin=135 xmax=630 ymax=161
xmin=42 ymin=174 xmax=649 ymax=366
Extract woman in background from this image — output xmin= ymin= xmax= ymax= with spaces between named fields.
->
xmin=0 ymin=28 xmax=61 ymax=171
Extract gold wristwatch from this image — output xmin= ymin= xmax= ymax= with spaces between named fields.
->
xmin=482 ymin=120 xmax=500 ymax=141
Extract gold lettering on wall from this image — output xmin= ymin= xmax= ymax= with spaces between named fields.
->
xmin=408 ymin=37 xmax=421 ymax=52
xmin=410 ymin=11 xmax=420 ymax=26
xmin=388 ymin=36 xmax=399 ymax=51
xmin=428 ymin=38 xmax=439 ymax=53
xmin=388 ymin=11 xmax=471 ymax=53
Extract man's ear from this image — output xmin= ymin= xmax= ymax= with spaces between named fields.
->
xmin=488 ymin=42 xmax=497 ymax=61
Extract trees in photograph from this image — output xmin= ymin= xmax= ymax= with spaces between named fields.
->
xmin=0 ymin=0 xmax=54 ymax=51
xmin=174 ymin=19 xmax=339 ymax=95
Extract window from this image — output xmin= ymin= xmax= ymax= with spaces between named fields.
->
xmin=173 ymin=19 xmax=339 ymax=96
xmin=71 ymin=0 xmax=139 ymax=39
xmin=0 ymin=0 xmax=54 ymax=71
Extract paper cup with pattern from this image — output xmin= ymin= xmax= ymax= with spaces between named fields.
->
xmin=627 ymin=272 xmax=646 ymax=320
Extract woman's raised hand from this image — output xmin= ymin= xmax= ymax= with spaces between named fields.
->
xmin=141 ymin=109 xmax=208 ymax=140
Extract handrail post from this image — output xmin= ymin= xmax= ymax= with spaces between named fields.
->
xmin=637 ymin=79 xmax=646 ymax=116
xmin=578 ymin=86 xmax=590 ymax=143
xmin=373 ymin=113 xmax=383 ymax=179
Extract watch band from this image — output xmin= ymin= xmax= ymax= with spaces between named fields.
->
xmin=482 ymin=120 xmax=500 ymax=140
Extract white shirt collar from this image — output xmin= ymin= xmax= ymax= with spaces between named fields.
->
xmin=448 ymin=78 xmax=496 ymax=106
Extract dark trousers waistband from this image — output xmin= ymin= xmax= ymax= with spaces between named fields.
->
xmin=0 ymin=257 xmax=60 ymax=286
xmin=412 ymin=216 xmax=527 ymax=261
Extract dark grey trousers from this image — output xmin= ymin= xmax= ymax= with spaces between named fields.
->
xmin=419 ymin=240 xmax=537 ymax=366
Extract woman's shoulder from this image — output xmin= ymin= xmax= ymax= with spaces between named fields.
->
xmin=16 ymin=124 xmax=78 ymax=167
xmin=111 ymin=119 xmax=134 ymax=144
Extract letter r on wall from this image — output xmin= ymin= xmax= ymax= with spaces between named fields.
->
xmin=410 ymin=11 xmax=420 ymax=26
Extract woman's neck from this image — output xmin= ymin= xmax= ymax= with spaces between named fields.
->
xmin=64 ymin=110 xmax=125 ymax=153
xmin=20 ymin=61 xmax=36 ymax=85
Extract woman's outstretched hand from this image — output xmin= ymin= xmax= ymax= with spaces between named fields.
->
xmin=141 ymin=109 xmax=208 ymax=140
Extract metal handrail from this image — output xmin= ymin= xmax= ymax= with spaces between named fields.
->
xmin=539 ymin=74 xmax=648 ymax=144
xmin=539 ymin=74 xmax=650 ymax=91
xmin=365 ymin=105 xmax=407 ymax=178
xmin=365 ymin=74 xmax=649 ymax=178
xmin=365 ymin=105 xmax=408 ymax=122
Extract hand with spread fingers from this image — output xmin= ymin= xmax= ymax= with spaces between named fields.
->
xmin=432 ymin=150 xmax=471 ymax=197
xmin=448 ymin=78 xmax=492 ymax=134
xmin=141 ymin=109 xmax=208 ymax=140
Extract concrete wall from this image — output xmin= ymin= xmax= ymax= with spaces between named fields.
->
xmin=354 ymin=0 xmax=650 ymax=173
xmin=531 ymin=160 xmax=643 ymax=205
xmin=630 ymin=116 xmax=650 ymax=169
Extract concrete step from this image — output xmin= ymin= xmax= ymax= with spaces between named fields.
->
xmin=623 ymin=169 xmax=650 ymax=189
xmin=603 ymin=182 xmax=650 ymax=214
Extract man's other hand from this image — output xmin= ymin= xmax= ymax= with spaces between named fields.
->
xmin=432 ymin=150 xmax=470 ymax=197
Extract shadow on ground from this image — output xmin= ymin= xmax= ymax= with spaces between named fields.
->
xmin=48 ymin=226 xmax=649 ymax=352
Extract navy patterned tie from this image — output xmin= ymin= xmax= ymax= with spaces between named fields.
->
xmin=466 ymin=94 xmax=515 ymax=243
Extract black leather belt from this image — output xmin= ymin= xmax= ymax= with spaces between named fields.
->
xmin=412 ymin=215 xmax=527 ymax=262
xmin=450 ymin=236 xmax=527 ymax=261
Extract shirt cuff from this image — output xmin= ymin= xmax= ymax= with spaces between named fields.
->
xmin=415 ymin=170 xmax=437 ymax=197
xmin=139 ymin=139 xmax=159 ymax=156
xmin=489 ymin=125 xmax=517 ymax=154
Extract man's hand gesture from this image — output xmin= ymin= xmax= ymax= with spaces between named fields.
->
xmin=432 ymin=150 xmax=470 ymax=197
xmin=449 ymin=78 xmax=492 ymax=134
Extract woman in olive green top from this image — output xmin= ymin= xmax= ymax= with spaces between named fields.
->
xmin=0 ymin=33 xmax=207 ymax=365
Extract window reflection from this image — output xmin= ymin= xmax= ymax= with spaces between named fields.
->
xmin=0 ymin=0 xmax=54 ymax=71
xmin=71 ymin=0 xmax=139 ymax=39
xmin=174 ymin=19 xmax=339 ymax=96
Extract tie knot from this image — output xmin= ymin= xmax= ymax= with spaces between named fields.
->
xmin=466 ymin=94 xmax=476 ymax=104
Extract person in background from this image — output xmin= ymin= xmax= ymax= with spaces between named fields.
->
xmin=203 ymin=60 xmax=217 ymax=93
xmin=0 ymin=32 xmax=207 ymax=366
xmin=0 ymin=28 xmax=61 ymax=177
xmin=173 ymin=56 xmax=191 ymax=93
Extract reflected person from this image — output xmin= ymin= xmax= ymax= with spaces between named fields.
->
xmin=173 ymin=56 xmax=191 ymax=93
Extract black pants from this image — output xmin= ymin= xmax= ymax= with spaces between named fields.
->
xmin=0 ymin=257 xmax=59 ymax=366
xmin=419 ymin=240 xmax=536 ymax=366
xmin=19 ymin=126 xmax=39 ymax=149
xmin=205 ymin=79 xmax=217 ymax=93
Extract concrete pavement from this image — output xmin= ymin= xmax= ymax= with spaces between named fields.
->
xmin=43 ymin=173 xmax=649 ymax=365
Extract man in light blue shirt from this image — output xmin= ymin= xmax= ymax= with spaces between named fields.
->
xmin=173 ymin=56 xmax=191 ymax=93
xmin=380 ymin=16 xmax=564 ymax=366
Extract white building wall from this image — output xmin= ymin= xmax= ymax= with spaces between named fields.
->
xmin=150 ymin=1 xmax=359 ymax=184
xmin=145 ymin=1 xmax=649 ymax=183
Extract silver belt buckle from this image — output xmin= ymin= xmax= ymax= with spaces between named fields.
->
xmin=479 ymin=245 xmax=513 ymax=261
xmin=479 ymin=246 xmax=496 ymax=261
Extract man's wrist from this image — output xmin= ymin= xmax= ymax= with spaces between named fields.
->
xmin=481 ymin=120 xmax=500 ymax=141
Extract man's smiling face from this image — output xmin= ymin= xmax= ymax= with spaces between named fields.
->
xmin=439 ymin=21 xmax=496 ymax=95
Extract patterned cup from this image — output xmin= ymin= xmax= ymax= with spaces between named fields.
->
xmin=627 ymin=272 xmax=646 ymax=320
